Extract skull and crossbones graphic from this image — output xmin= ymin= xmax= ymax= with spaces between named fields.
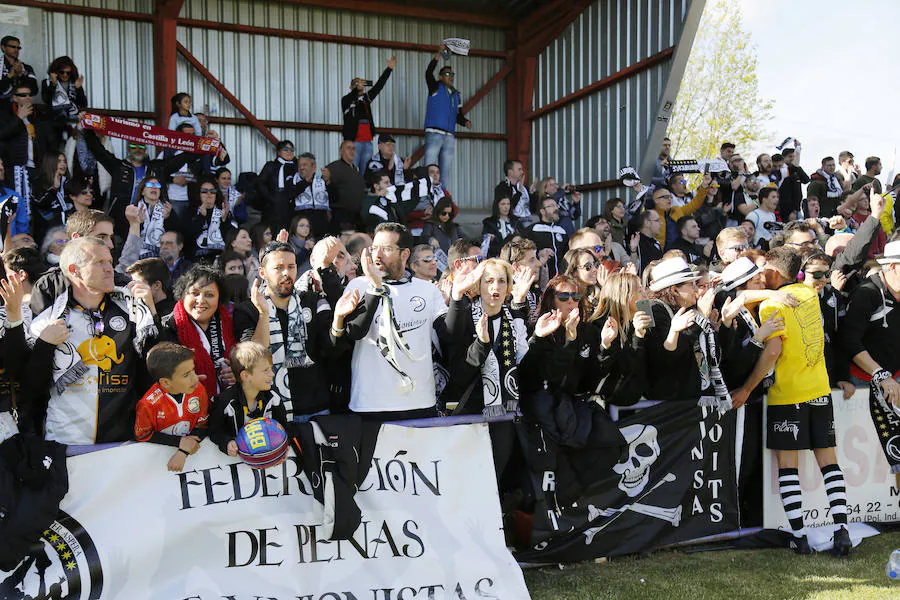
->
xmin=583 ymin=424 xmax=682 ymax=544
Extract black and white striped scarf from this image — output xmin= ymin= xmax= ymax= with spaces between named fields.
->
xmin=295 ymin=173 xmax=329 ymax=211
xmin=264 ymin=286 xmax=315 ymax=418
xmin=816 ymin=169 xmax=843 ymax=198
xmin=369 ymin=178 xmax=429 ymax=222
xmin=195 ymin=206 xmax=224 ymax=253
xmin=374 ymin=279 xmax=422 ymax=392
xmin=694 ymin=313 xmax=731 ymax=413
xmin=470 ymin=299 xmax=525 ymax=417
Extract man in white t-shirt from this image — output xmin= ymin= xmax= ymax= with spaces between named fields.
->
xmin=343 ymin=222 xmax=448 ymax=420
xmin=746 ymin=187 xmax=779 ymax=246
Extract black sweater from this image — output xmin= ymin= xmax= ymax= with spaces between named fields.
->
xmin=839 ymin=274 xmax=900 ymax=376
xmin=208 ymin=383 xmax=287 ymax=454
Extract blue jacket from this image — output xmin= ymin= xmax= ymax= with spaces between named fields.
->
xmin=424 ymin=59 xmax=467 ymax=134
xmin=2 ymin=187 xmax=26 ymax=236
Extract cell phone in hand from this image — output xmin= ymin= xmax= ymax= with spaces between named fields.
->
xmin=635 ymin=299 xmax=655 ymax=328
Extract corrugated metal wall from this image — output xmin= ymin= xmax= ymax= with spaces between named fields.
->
xmin=175 ymin=0 xmax=508 ymax=210
xmin=42 ymin=1 xmax=155 ymax=157
xmin=531 ymin=0 xmax=690 ymax=220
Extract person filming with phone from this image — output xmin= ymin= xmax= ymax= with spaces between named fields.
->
xmin=342 ymin=55 xmax=397 ymax=172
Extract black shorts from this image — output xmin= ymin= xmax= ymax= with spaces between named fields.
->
xmin=766 ymin=394 xmax=836 ymax=450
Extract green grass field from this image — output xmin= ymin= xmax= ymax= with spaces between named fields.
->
xmin=523 ymin=531 xmax=900 ymax=600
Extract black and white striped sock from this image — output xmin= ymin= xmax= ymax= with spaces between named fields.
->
xmin=821 ymin=464 xmax=848 ymax=525
xmin=778 ymin=468 xmax=804 ymax=536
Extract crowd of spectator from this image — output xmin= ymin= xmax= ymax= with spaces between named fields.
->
xmin=1 ymin=34 xmax=899 ymax=561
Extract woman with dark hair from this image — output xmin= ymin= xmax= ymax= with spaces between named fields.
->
xmin=643 ymin=256 xmax=727 ymax=408
xmin=135 ymin=175 xmax=179 ymax=259
xmin=518 ymin=274 xmax=626 ymax=503
xmin=224 ymin=226 xmax=260 ymax=286
xmin=188 ymin=176 xmax=233 ymax=262
xmin=288 ymin=214 xmax=314 ymax=271
xmin=603 ymin=197 xmax=628 ymax=246
xmin=564 ymin=247 xmax=601 ymax=312
xmin=41 ymin=56 xmax=86 ymax=122
xmin=481 ymin=194 xmax=522 ymax=258
xmin=405 ymin=163 xmax=457 ymax=237
xmin=215 ymin=167 xmax=247 ymax=226
xmin=155 ymin=264 xmax=236 ymax=397
xmin=168 ymin=92 xmax=202 ymax=133
xmin=31 ymin=152 xmax=70 ymax=241
xmin=421 ymin=197 xmax=463 ymax=255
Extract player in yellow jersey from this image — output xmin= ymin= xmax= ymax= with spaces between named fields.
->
xmin=730 ymin=246 xmax=851 ymax=557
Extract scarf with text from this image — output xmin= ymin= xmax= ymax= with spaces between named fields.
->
xmin=82 ymin=113 xmax=220 ymax=155
xmin=374 ymin=279 xmax=423 ymax=392
xmin=264 ymin=286 xmax=316 ymax=416
xmin=294 ymin=173 xmax=329 ymax=211
xmin=470 ymin=299 xmax=525 ymax=417
xmin=195 ymin=206 xmax=225 ymax=253
xmin=815 ymin=169 xmax=843 ymax=198
xmin=173 ymin=299 xmax=234 ymax=396
xmin=139 ymin=200 xmax=166 ymax=258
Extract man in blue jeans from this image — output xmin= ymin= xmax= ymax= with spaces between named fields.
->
xmin=423 ymin=45 xmax=472 ymax=190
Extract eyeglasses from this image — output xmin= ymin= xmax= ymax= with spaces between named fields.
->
xmin=726 ymin=244 xmax=749 ymax=253
xmin=128 ymin=143 xmax=146 ymax=150
xmin=144 ymin=181 xmax=162 ymax=189
xmin=371 ymin=244 xmax=400 ymax=254
xmin=13 ymin=92 xmax=30 ymax=97
xmin=788 ymin=240 xmax=817 ymax=248
xmin=417 ymin=256 xmax=435 ymax=263
xmin=577 ymin=262 xmax=598 ymax=272
xmin=805 ymin=270 xmax=830 ymax=280
xmin=200 ymin=187 xmax=217 ymax=194
xmin=655 ymin=194 xmax=672 ymax=200
xmin=88 ymin=309 xmax=104 ymax=338
xmin=556 ymin=292 xmax=583 ymax=302
xmin=460 ymin=254 xmax=483 ymax=263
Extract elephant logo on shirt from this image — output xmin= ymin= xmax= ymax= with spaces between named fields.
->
xmin=77 ymin=335 xmax=124 ymax=371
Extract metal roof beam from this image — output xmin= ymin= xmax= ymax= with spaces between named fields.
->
xmin=275 ymin=0 xmax=514 ymax=28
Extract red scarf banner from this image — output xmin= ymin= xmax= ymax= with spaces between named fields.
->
xmin=81 ymin=112 xmax=221 ymax=156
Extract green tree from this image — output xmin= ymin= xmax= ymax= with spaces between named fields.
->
xmin=667 ymin=0 xmax=774 ymax=160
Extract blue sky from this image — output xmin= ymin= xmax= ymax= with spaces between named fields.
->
xmin=739 ymin=0 xmax=897 ymax=183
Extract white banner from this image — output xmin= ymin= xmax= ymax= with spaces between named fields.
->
xmin=3 ymin=423 xmax=531 ymax=600
xmin=763 ymin=389 xmax=900 ymax=529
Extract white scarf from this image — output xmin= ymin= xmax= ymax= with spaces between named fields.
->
xmin=48 ymin=78 xmax=80 ymax=118
xmin=139 ymin=200 xmax=166 ymax=258
xmin=196 ymin=206 xmax=224 ymax=252
xmin=295 ymin=173 xmax=329 ymax=211
xmin=430 ymin=182 xmax=445 ymax=204
xmin=369 ymin=154 xmax=406 ymax=186
xmin=816 ymin=169 xmax=843 ymax=198
xmin=374 ymin=281 xmax=424 ymax=392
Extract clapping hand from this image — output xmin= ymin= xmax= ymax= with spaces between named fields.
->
xmin=360 ymin=247 xmax=382 ymax=289
xmin=669 ymin=307 xmax=696 ymax=333
xmin=534 ymin=309 xmax=563 ymax=338
xmin=334 ymin=288 xmax=361 ymax=320
xmin=511 ymin=266 xmax=536 ymax=303
xmin=451 ymin=261 xmax=486 ymax=301
xmin=564 ymin=307 xmax=580 ymax=341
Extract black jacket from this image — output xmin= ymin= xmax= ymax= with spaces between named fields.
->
xmin=643 ymin=302 xmax=704 ymax=401
xmin=839 ymin=273 xmax=900 ymax=376
xmin=481 ymin=215 xmax=523 ymax=258
xmin=341 ymin=67 xmax=392 ymax=141
xmin=777 ymin=164 xmax=810 ymax=219
xmin=525 ymin=221 xmax=569 ymax=278
xmin=0 ymin=101 xmax=64 ymax=170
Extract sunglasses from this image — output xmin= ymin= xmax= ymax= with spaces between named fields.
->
xmin=417 ymin=256 xmax=435 ymax=263
xmin=460 ymin=254 xmax=483 ymax=263
xmin=591 ymin=245 xmax=607 ymax=255
xmin=577 ymin=262 xmax=598 ymax=271
xmin=805 ymin=270 xmax=830 ymax=280
xmin=88 ymin=309 xmax=104 ymax=338
xmin=441 ymin=211 xmax=453 ymax=216
xmin=128 ymin=143 xmax=146 ymax=150
xmin=441 ymin=72 xmax=455 ymax=77
xmin=144 ymin=181 xmax=162 ymax=189
xmin=727 ymin=244 xmax=749 ymax=253
xmin=280 ymin=147 xmax=295 ymax=152
xmin=200 ymin=187 xmax=217 ymax=193
xmin=556 ymin=292 xmax=583 ymax=302
xmin=13 ymin=92 xmax=30 ymax=97
xmin=4 ymin=44 xmax=21 ymax=50
xmin=58 ymin=70 xmax=72 ymax=76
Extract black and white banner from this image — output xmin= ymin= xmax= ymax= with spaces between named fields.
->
xmin=516 ymin=402 xmax=742 ymax=563
xmin=0 ymin=423 xmax=531 ymax=600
